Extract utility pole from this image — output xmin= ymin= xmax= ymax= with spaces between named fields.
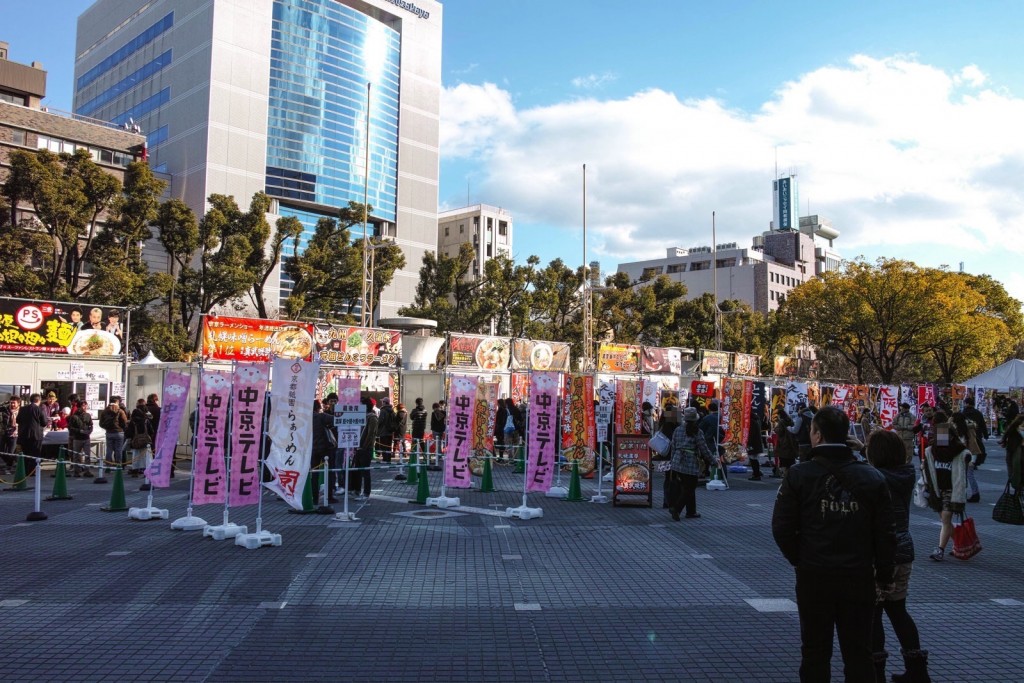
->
xmin=360 ymin=82 xmax=372 ymax=327
xmin=581 ymin=163 xmax=593 ymax=371
xmin=713 ymin=211 xmax=722 ymax=351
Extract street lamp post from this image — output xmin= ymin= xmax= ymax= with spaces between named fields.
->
xmin=366 ymin=238 xmax=393 ymax=327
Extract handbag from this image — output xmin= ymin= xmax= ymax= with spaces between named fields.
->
xmin=131 ymin=433 xmax=152 ymax=450
xmin=913 ymin=475 xmax=929 ymax=508
xmin=992 ymin=482 xmax=1024 ymax=525
xmin=951 ymin=513 xmax=982 ymax=560
xmin=503 ymin=414 xmax=516 ymax=435
xmin=648 ymin=431 xmax=671 ymax=458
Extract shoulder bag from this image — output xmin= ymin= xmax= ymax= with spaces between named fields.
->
xmin=951 ymin=512 xmax=982 ymax=560
xmin=992 ymin=482 xmax=1024 ymax=525
xmin=648 ymin=431 xmax=671 ymax=459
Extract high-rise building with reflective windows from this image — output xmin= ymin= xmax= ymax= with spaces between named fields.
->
xmin=73 ymin=0 xmax=442 ymax=318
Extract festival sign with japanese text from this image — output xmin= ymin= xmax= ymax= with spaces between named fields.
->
xmin=313 ymin=324 xmax=401 ymax=368
xmin=690 ymin=379 xmax=717 ymax=410
xmin=228 ymin=364 xmax=269 ymax=506
xmin=798 ymin=358 xmax=820 ymax=379
xmin=332 ymin=377 xmax=363 ymax=449
xmin=614 ymin=379 xmax=643 ymax=435
xmin=0 ymin=296 xmax=126 ymax=356
xmin=878 ymin=385 xmax=899 ymax=429
xmin=202 ymin=315 xmax=314 ymax=362
xmin=918 ymin=384 xmax=937 ymax=410
xmin=510 ymin=372 xmax=529 ymax=405
xmin=526 ymin=372 xmax=560 ymax=493
xmin=447 ymin=333 xmax=511 ymax=371
xmin=264 ymin=357 xmax=319 ymax=510
xmin=700 ymin=350 xmax=731 ymax=374
xmin=511 ymin=339 xmax=571 ymax=372
xmin=900 ymin=384 xmax=919 ymax=419
xmin=641 ymin=346 xmax=682 ymax=375
xmin=597 ymin=343 xmax=640 ymax=373
xmin=561 ymin=374 xmax=595 ymax=470
xmin=596 ymin=377 xmax=615 ymax=443
xmin=613 ymin=433 xmax=652 ymax=507
xmin=193 ymin=370 xmax=232 ymax=505
xmin=733 ymin=353 xmax=760 ymax=377
xmin=145 ymin=370 xmax=191 ymax=488
xmin=774 ymin=355 xmax=798 ymax=376
xmin=473 ymin=381 xmax=499 ymax=451
xmin=444 ymin=374 xmax=479 ymax=488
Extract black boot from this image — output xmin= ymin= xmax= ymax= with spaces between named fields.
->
xmin=749 ymin=457 xmax=763 ymax=480
xmin=892 ymin=649 xmax=930 ymax=683
xmin=872 ymin=650 xmax=888 ymax=683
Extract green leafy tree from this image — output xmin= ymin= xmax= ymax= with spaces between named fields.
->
xmin=0 ymin=196 xmax=52 ymax=298
xmin=526 ymin=258 xmax=584 ymax=354
xmin=480 ymin=254 xmax=538 ymax=337
xmin=399 ymin=242 xmax=492 ymax=334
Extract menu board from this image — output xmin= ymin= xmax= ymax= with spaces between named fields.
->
xmin=448 ymin=333 xmax=511 ymax=371
xmin=733 ymin=353 xmax=760 ymax=376
xmin=201 ymin=316 xmax=314 ymax=362
xmin=313 ymin=324 xmax=401 ymax=368
xmin=641 ymin=346 xmax=682 ymax=374
xmin=0 ymin=297 xmax=126 ymax=356
xmin=510 ymin=339 xmax=571 ymax=372
xmin=597 ymin=343 xmax=640 ymax=373
xmin=612 ymin=433 xmax=652 ymax=508
xmin=700 ymin=350 xmax=731 ymax=374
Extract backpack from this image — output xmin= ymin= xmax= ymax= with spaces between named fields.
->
xmin=0 ymin=407 xmax=11 ymax=434
xmin=99 ymin=409 xmax=115 ymax=431
xmin=796 ymin=411 xmax=812 ymax=446
xmin=504 ymin=414 xmax=516 ymax=434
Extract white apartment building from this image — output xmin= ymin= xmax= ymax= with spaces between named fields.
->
xmin=437 ymin=204 xmax=513 ymax=279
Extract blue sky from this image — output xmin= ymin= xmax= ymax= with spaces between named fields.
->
xmin=7 ymin=0 xmax=1024 ymax=302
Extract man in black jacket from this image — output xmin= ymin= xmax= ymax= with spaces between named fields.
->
xmin=772 ymin=406 xmax=897 ymax=683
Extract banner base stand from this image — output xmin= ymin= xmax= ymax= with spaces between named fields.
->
xmin=203 ymin=523 xmax=247 ymax=540
xmin=426 ymin=495 xmax=460 ymax=508
xmin=235 ymin=529 xmax=282 ymax=549
xmin=332 ymin=512 xmax=360 ymax=523
xmin=506 ymin=505 xmax=543 ymax=520
xmin=706 ymin=480 xmax=728 ymax=491
xmin=545 ymin=486 xmax=568 ymax=498
xmin=170 ymin=514 xmax=207 ymax=531
xmin=602 ymin=471 xmax=614 ymax=482
xmin=128 ymin=506 xmax=169 ymax=521
xmin=590 ymin=494 xmax=609 ymax=503
xmin=315 ymin=504 xmax=335 ymax=515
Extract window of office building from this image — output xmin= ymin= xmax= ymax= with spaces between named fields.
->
xmin=690 ymin=261 xmax=710 ymax=271
xmin=667 ymin=263 xmax=685 ymax=273
xmin=266 ymin=0 xmax=400 ymax=222
xmin=642 ymin=266 xmax=664 ymax=278
xmin=498 ymin=221 xmax=507 ymax=237
xmin=444 ymin=226 xmax=449 ymax=237
xmin=0 ymin=92 xmax=27 ymax=106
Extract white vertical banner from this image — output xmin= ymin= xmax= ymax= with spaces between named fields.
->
xmin=264 ymin=357 xmax=319 ymax=511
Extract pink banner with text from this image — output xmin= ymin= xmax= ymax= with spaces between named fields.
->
xmin=145 ymin=370 xmax=192 ymax=488
xmin=444 ymin=375 xmax=479 ymax=488
xmin=228 ymin=364 xmax=269 ymax=506
xmin=527 ymin=372 xmax=560 ymax=493
xmin=193 ymin=370 xmax=231 ymax=505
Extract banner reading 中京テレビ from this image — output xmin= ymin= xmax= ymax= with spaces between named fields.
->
xmin=193 ymin=370 xmax=231 ymax=505
xmin=527 ymin=372 xmax=560 ymax=493
xmin=444 ymin=374 xmax=478 ymax=488
xmin=264 ymin=357 xmax=319 ymax=510
xmin=614 ymin=379 xmax=642 ymax=435
xmin=229 ymin=363 xmax=269 ymax=507
xmin=878 ymin=385 xmax=899 ymax=429
xmin=145 ymin=370 xmax=192 ymax=488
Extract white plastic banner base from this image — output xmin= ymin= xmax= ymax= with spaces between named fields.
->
xmin=590 ymin=494 xmax=609 ymax=503
xmin=235 ymin=530 xmax=282 ymax=549
xmin=506 ymin=505 xmax=543 ymax=520
xmin=545 ymin=486 xmax=568 ymax=499
xmin=203 ymin=523 xmax=247 ymax=540
xmin=332 ymin=512 xmax=360 ymax=523
xmin=426 ymin=495 xmax=460 ymax=508
xmin=170 ymin=514 xmax=207 ymax=531
xmin=128 ymin=506 xmax=169 ymax=521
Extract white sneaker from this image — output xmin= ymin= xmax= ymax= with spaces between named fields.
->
xmin=928 ymin=547 xmax=944 ymax=562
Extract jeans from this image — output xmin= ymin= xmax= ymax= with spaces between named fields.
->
xmin=795 ymin=568 xmax=875 ymax=682
xmin=105 ymin=432 xmax=125 ymax=467
xmin=71 ymin=438 xmax=93 ymax=473
xmin=0 ymin=435 xmax=14 ymax=466
xmin=966 ymin=463 xmax=979 ymax=496
xmin=348 ymin=447 xmax=372 ymax=496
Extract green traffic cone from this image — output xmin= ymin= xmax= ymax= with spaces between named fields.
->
xmin=10 ymin=453 xmax=28 ymax=491
xmin=415 ymin=459 xmax=430 ymax=504
xmin=513 ymin=442 xmax=525 ymax=473
xmin=406 ymin=446 xmax=418 ymax=485
xmin=566 ymin=460 xmax=584 ymax=502
xmin=479 ymin=452 xmax=495 ymax=493
xmin=100 ymin=467 xmax=128 ymax=512
xmin=290 ymin=471 xmax=316 ymax=514
xmin=47 ymin=448 xmax=72 ymax=501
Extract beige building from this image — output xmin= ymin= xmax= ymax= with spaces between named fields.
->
xmin=437 ymin=204 xmax=514 ymax=279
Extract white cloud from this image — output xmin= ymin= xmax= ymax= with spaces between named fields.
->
xmin=439 ymin=55 xmax=1024 ymax=302
xmin=571 ymin=72 xmax=617 ymax=89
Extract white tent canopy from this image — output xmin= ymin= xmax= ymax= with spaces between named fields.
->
xmin=137 ymin=351 xmax=163 ymax=365
xmin=963 ymin=358 xmax=1024 ymax=391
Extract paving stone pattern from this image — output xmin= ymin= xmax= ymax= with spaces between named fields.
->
xmin=1 ymin=442 xmax=1022 ymax=682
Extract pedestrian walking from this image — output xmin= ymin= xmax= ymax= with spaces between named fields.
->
xmin=922 ymin=411 xmax=970 ymax=562
xmin=68 ymin=400 xmax=95 ymax=477
xmin=666 ymin=407 xmax=716 ymax=521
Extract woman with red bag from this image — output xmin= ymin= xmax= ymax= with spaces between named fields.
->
xmin=922 ymin=410 xmax=969 ymax=562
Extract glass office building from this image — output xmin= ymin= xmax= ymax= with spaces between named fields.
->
xmin=74 ymin=0 xmax=442 ymax=317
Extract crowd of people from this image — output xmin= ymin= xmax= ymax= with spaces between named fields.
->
xmin=0 ymin=391 xmax=161 ymax=479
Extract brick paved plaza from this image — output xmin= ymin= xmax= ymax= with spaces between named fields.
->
xmin=1 ymin=444 xmax=1022 ymax=682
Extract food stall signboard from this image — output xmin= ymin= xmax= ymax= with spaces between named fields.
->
xmin=612 ymin=433 xmax=652 ymax=508
xmin=447 ymin=333 xmax=511 ymax=371
xmin=201 ymin=316 xmax=314 ymax=362
xmin=313 ymin=324 xmax=401 ymax=368
xmin=0 ymin=297 xmax=126 ymax=356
